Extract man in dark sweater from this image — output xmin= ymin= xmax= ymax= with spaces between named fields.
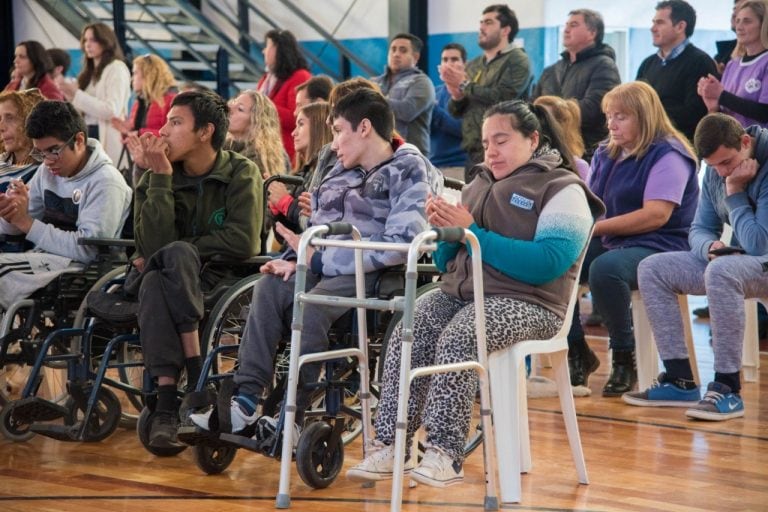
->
xmin=636 ymin=1 xmax=718 ymax=141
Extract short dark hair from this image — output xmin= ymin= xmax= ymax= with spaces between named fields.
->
xmin=332 ymin=88 xmax=394 ymax=142
xmin=569 ymin=8 xmax=605 ymax=45
xmin=265 ymin=29 xmax=309 ymax=80
xmin=171 ymin=90 xmax=229 ymax=151
xmin=46 ymin=48 xmax=71 ymax=74
xmin=296 ymin=75 xmax=333 ymax=101
xmin=17 ymin=40 xmax=54 ymax=87
xmin=656 ymin=0 xmax=697 ymax=38
xmin=483 ymin=4 xmax=519 ymax=42
xmin=442 ymin=42 xmax=467 ymax=62
xmin=694 ymin=113 xmax=746 ymax=159
xmin=390 ymin=33 xmax=424 ymax=54
xmin=25 ymin=100 xmax=86 ymax=144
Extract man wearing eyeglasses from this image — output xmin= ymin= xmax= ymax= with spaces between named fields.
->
xmin=0 ymin=100 xmax=132 ymax=309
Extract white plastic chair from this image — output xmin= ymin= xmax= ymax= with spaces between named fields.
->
xmin=487 ymin=245 xmax=590 ymax=505
xmin=634 ymin=292 xmax=761 ymax=389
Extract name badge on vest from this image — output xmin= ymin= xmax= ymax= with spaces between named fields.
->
xmin=510 ymin=193 xmax=534 ymax=210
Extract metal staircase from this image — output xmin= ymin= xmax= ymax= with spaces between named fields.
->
xmin=33 ymin=0 xmax=377 ymax=98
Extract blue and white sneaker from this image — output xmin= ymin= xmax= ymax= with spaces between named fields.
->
xmin=622 ymin=372 xmax=701 ymax=407
xmin=685 ymin=382 xmax=744 ymax=421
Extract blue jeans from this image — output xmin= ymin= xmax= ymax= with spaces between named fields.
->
xmin=568 ymin=239 xmax=659 ymax=351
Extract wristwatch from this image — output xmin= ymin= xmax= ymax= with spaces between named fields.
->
xmin=459 ymin=79 xmax=471 ymax=93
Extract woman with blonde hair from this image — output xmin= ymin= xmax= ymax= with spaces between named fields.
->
xmin=533 ymin=95 xmax=589 ymax=181
xmin=0 ymin=88 xmax=45 ymax=191
xmin=567 ymin=81 xmax=700 ymax=397
xmin=60 ymin=22 xmax=131 ymax=164
xmin=698 ymin=0 xmax=768 ymax=127
xmin=112 ymin=54 xmax=177 ymax=138
xmin=225 ymin=90 xmax=289 ymax=176
xmin=267 ymin=101 xmax=332 ymax=234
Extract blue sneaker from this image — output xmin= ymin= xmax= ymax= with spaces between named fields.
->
xmin=685 ymin=382 xmax=744 ymax=421
xmin=622 ymin=372 xmax=700 ymax=407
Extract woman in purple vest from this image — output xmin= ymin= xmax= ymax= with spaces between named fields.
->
xmin=568 ymin=81 xmax=700 ymax=397
xmin=698 ymin=0 xmax=768 ymax=128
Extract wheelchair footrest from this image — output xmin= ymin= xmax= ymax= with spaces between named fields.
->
xmin=177 ymin=425 xmax=219 ymax=446
xmin=219 ymin=432 xmax=261 ymax=452
xmin=29 ymin=423 xmax=80 ymax=442
xmin=10 ymin=397 xmax=69 ymax=423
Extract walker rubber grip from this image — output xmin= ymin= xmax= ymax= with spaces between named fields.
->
xmin=433 ymin=227 xmax=465 ymax=243
xmin=325 ymin=222 xmax=354 ymax=235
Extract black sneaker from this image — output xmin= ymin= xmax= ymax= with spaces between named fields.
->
xmin=149 ymin=411 xmax=182 ymax=449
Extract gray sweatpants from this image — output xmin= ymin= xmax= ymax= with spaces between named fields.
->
xmin=233 ymin=270 xmax=379 ymax=410
xmin=637 ymin=250 xmax=768 ymax=374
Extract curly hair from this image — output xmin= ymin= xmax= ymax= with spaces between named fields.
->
xmin=0 ymin=88 xmax=45 ymax=163
xmin=133 ymin=54 xmax=176 ymax=107
xmin=228 ymin=90 xmax=287 ymax=176
xmin=77 ymin=22 xmax=125 ymax=90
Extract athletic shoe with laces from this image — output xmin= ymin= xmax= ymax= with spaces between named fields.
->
xmin=149 ymin=410 xmax=182 ymax=448
xmin=346 ymin=439 xmax=414 ymax=482
xmin=410 ymin=445 xmax=464 ymax=488
xmin=685 ymin=382 xmax=744 ymax=421
xmin=622 ymin=372 xmax=700 ymax=407
xmin=188 ymin=398 xmax=258 ymax=433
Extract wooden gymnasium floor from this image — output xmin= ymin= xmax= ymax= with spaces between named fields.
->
xmin=0 ymin=296 xmax=766 ymax=512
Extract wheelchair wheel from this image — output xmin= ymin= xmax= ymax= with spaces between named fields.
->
xmin=200 ymin=274 xmax=263 ymax=376
xmin=295 ymin=421 xmax=344 ymax=489
xmin=0 ymin=401 xmax=35 ymax=442
xmin=136 ymin=407 xmax=187 ymax=457
xmin=64 ymin=387 xmax=121 ymax=442
xmin=192 ymin=442 xmax=238 ymax=475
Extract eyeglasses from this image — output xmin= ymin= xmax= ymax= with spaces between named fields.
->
xmin=29 ymin=133 xmax=76 ymax=163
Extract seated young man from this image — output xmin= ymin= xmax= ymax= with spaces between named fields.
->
xmin=125 ymin=90 xmax=263 ymax=449
xmin=626 ymin=113 xmax=768 ymax=421
xmin=0 ymin=100 xmax=131 ymax=309
xmin=190 ymin=87 xmax=442 ymax=433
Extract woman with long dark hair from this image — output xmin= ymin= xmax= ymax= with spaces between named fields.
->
xmin=257 ymin=29 xmax=311 ymax=163
xmin=60 ymin=22 xmax=131 ymax=165
xmin=4 ymin=41 xmax=63 ymax=100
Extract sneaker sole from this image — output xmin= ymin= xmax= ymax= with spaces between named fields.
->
xmin=346 ymin=467 xmax=412 ymax=482
xmin=410 ymin=470 xmax=464 ymax=488
xmin=622 ymin=395 xmax=699 ymax=408
xmin=685 ymin=408 xmax=745 ymax=421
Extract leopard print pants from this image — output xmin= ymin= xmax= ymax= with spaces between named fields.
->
xmin=373 ymin=288 xmax=562 ymax=464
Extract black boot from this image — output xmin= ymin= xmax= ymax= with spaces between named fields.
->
xmin=602 ymin=349 xmax=637 ymax=396
xmin=568 ymin=343 xmax=601 ymax=387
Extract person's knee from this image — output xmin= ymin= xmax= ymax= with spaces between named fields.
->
xmin=704 ymin=257 xmax=744 ymax=291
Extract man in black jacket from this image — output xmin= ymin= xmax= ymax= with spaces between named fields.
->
xmin=533 ymin=8 xmax=620 ymax=160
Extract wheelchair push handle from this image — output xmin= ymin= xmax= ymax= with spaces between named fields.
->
xmin=432 ymin=227 xmax=465 ymax=243
xmin=324 ymin=222 xmax=354 ymax=236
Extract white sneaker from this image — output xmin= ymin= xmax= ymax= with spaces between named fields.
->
xmin=346 ymin=439 xmax=414 ymax=482
xmin=188 ymin=398 xmax=258 ymax=433
xmin=410 ymin=445 xmax=464 ymax=487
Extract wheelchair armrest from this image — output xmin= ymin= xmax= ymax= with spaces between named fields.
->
xmin=265 ymin=174 xmax=305 ymax=188
xmin=78 ymin=237 xmax=136 ymax=248
xmin=444 ymin=176 xmax=465 ymax=191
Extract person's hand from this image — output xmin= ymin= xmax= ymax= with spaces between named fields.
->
xmin=0 ymin=179 xmax=33 ymax=232
xmin=133 ymin=256 xmax=146 ymax=273
xmin=275 ymin=221 xmax=315 ymax=260
xmin=697 ymin=74 xmax=723 ymax=112
xmin=125 ymin=133 xmax=148 ymax=169
xmin=259 ymin=258 xmax=297 ymax=281
xmin=298 ymin=191 xmax=312 ymax=218
xmin=111 ymin=116 xmax=132 ymax=136
xmin=707 ymin=240 xmax=726 ymax=261
xmin=439 ymin=62 xmax=466 ymax=88
xmin=140 ymin=132 xmax=172 ymax=175
xmin=268 ymin=180 xmax=290 ymax=206
xmin=426 ymin=194 xmax=473 ymax=230
xmin=59 ymin=78 xmax=79 ymax=101
xmin=726 ymin=158 xmax=758 ymax=195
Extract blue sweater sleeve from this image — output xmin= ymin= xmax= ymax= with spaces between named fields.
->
xmin=433 ymin=240 xmax=461 ymax=272
xmin=466 ymin=185 xmax=593 ymax=285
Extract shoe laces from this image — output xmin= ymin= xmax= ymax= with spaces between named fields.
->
xmin=701 ymin=389 xmax=724 ymax=404
xmin=421 ymin=446 xmax=453 ymax=472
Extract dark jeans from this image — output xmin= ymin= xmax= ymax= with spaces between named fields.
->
xmin=568 ymin=238 xmax=659 ymax=351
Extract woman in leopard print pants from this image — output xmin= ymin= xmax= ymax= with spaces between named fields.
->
xmin=347 ymin=100 xmax=603 ymax=487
